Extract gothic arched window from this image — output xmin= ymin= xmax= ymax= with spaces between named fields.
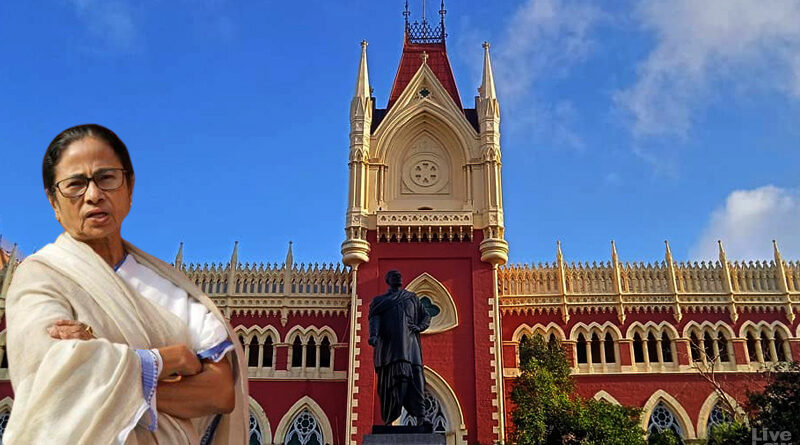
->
xmin=647 ymin=333 xmax=659 ymax=363
xmin=291 ymin=336 xmax=303 ymax=368
xmin=706 ymin=402 xmax=732 ymax=433
xmin=248 ymin=337 xmax=260 ymax=368
xmin=746 ymin=333 xmax=758 ymax=362
xmin=319 ymin=336 xmax=331 ymax=368
xmin=633 ymin=333 xmax=645 ymax=363
xmin=717 ymin=335 xmax=730 ymax=362
xmin=262 ymin=336 xmax=274 ymax=368
xmin=401 ymin=390 xmax=448 ymax=433
xmin=305 ymin=337 xmax=317 ymax=368
xmin=648 ymin=402 xmax=684 ymax=439
xmin=249 ymin=411 xmax=263 ymax=445
xmin=285 ymin=409 xmax=323 ymax=445
xmin=590 ymin=333 xmax=601 ymax=364
xmin=576 ymin=333 xmax=588 ymax=364
xmin=603 ymin=333 xmax=615 ymax=363
xmin=661 ymin=332 xmax=673 ymax=362
xmin=689 ymin=332 xmax=702 ymax=362
xmin=775 ymin=332 xmax=787 ymax=362
xmin=0 ymin=411 xmax=8 ymax=444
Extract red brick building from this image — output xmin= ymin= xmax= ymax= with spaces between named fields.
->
xmin=1 ymin=5 xmax=798 ymax=445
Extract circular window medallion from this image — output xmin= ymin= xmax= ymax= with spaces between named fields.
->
xmin=402 ymin=151 xmax=450 ymax=195
xmin=411 ymin=160 xmax=440 ymax=187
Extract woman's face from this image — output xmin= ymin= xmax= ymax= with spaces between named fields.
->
xmin=49 ymin=137 xmax=134 ymax=243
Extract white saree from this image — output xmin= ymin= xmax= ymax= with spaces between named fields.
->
xmin=3 ymin=233 xmax=248 ymax=444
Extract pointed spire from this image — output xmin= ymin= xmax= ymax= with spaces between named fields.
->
xmin=717 ymin=240 xmax=727 ymax=264
xmin=773 ymin=239 xmax=783 ymax=264
xmin=175 ymin=242 xmax=184 ymax=269
xmin=479 ymin=42 xmax=497 ymax=99
xmin=354 ymin=40 xmax=370 ymax=98
xmin=664 ymin=240 xmax=674 ymax=263
xmin=610 ymin=240 xmax=619 ymax=264
xmin=230 ymin=241 xmax=239 ymax=268
xmin=285 ymin=241 xmax=294 ymax=267
xmin=556 ymin=240 xmax=563 ymax=264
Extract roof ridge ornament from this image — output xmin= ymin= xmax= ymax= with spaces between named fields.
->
xmin=404 ymin=0 xmax=447 ymax=44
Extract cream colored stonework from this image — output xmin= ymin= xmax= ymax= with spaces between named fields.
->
xmin=341 ymin=41 xmax=508 ymax=267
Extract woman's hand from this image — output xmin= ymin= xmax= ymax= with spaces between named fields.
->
xmin=158 ymin=344 xmax=202 ymax=379
xmin=47 ymin=319 xmax=95 ymax=340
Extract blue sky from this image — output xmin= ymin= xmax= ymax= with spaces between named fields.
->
xmin=2 ymin=0 xmax=800 ymax=266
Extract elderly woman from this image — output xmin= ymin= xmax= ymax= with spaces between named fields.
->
xmin=4 ymin=124 xmax=248 ymax=444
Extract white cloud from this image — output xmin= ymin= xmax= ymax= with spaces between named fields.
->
xmin=67 ymin=0 xmax=138 ymax=51
xmin=689 ymin=186 xmax=800 ymax=260
xmin=615 ymin=0 xmax=800 ymax=139
xmin=494 ymin=0 xmax=603 ymax=99
xmin=482 ymin=0 xmax=604 ymax=149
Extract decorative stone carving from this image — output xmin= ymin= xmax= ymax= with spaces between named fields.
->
xmin=401 ymin=137 xmax=450 ymax=195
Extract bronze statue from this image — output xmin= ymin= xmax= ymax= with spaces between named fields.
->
xmin=368 ymin=270 xmax=431 ymax=425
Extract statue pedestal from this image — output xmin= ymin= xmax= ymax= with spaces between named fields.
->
xmin=363 ymin=425 xmax=445 ymax=445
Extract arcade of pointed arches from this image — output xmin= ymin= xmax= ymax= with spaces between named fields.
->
xmin=590 ymin=389 xmax=743 ymax=440
xmin=234 ymin=325 xmax=342 ymax=380
xmin=509 ymin=319 xmax=795 ymax=374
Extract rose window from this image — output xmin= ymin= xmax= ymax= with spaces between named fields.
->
xmin=411 ymin=160 xmax=440 ymax=187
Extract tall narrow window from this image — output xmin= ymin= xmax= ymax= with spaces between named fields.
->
xmin=703 ymin=332 xmax=715 ymax=361
xmin=604 ymin=333 xmax=615 ymax=363
xmin=576 ymin=334 xmax=588 ymax=364
xmin=306 ymin=337 xmax=317 ymax=368
xmin=717 ymin=335 xmax=730 ymax=362
xmin=747 ymin=333 xmax=758 ymax=362
xmin=590 ymin=333 xmax=601 ymax=364
xmin=633 ymin=333 xmax=645 ymax=363
xmin=320 ymin=336 xmax=331 ymax=368
xmin=647 ymin=333 xmax=659 ymax=363
xmin=292 ymin=336 xmax=303 ymax=368
xmin=262 ymin=336 xmax=274 ymax=368
xmin=248 ymin=337 xmax=260 ymax=367
xmin=0 ymin=346 xmax=7 ymax=369
xmin=775 ymin=332 xmax=787 ymax=362
xmin=760 ymin=332 xmax=773 ymax=362
xmin=661 ymin=332 xmax=673 ymax=362
xmin=690 ymin=332 xmax=702 ymax=362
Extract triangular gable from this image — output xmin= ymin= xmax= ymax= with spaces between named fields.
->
xmin=373 ymin=62 xmax=477 ymax=139
xmin=388 ymin=42 xmax=462 ymax=110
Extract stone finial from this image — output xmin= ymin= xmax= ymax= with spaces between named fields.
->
xmin=230 ymin=241 xmax=239 ymax=267
xmin=610 ymin=240 xmax=619 ymax=264
xmin=556 ymin=240 xmax=564 ymax=264
xmin=420 ymin=51 xmax=429 ymax=64
xmin=717 ymin=240 xmax=727 ymax=264
xmin=175 ymin=242 xmax=184 ymax=269
xmin=285 ymin=241 xmax=294 ymax=268
xmin=479 ymin=41 xmax=497 ymax=100
xmin=354 ymin=40 xmax=370 ymax=98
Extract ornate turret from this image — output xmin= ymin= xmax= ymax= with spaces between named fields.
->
xmin=476 ymin=42 xmax=508 ymax=265
xmin=341 ymin=41 xmax=373 ymax=267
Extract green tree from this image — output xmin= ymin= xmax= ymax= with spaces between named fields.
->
xmin=510 ymin=335 xmax=646 ymax=445
xmin=706 ymin=422 xmax=750 ymax=445
xmin=746 ymin=361 xmax=800 ymax=441
xmin=646 ymin=428 xmax=680 ymax=445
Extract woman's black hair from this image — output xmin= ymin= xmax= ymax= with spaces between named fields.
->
xmin=43 ymin=124 xmax=134 ymax=196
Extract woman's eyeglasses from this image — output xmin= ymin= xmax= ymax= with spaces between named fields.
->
xmin=54 ymin=168 xmax=128 ymax=198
